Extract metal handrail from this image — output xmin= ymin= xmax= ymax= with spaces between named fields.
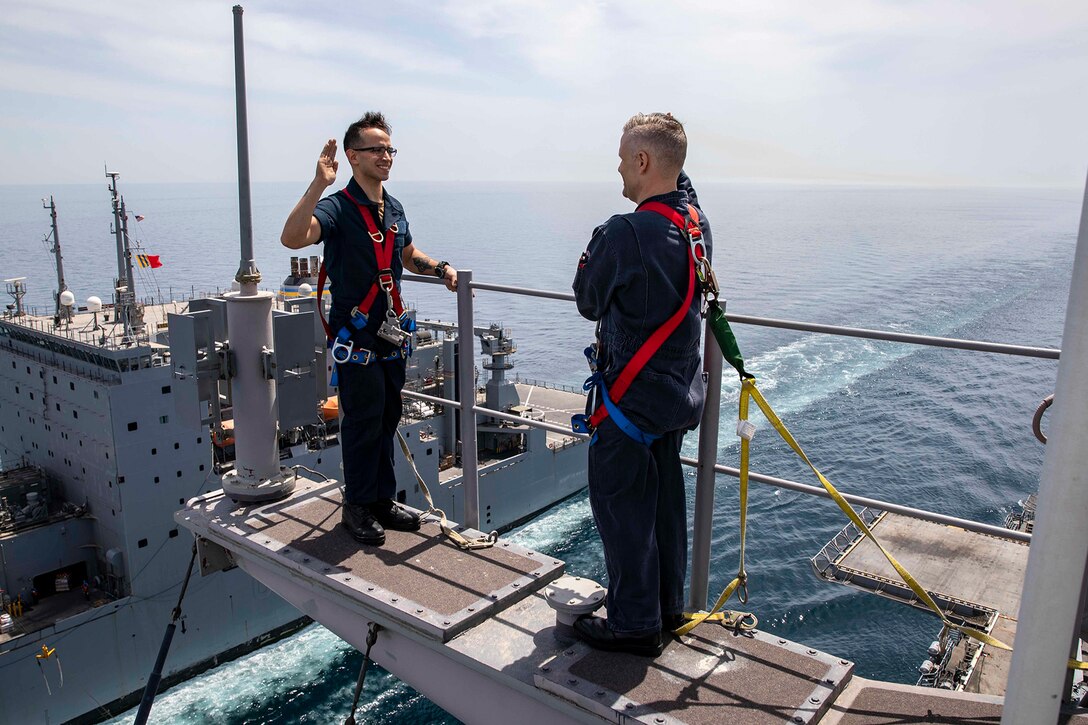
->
xmin=399 ymin=271 xmax=1044 ymax=595
xmin=404 ymin=364 xmax=1031 ymax=542
xmin=409 ymin=274 xmax=1062 ymax=360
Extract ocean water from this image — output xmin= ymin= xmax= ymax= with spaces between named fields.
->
xmin=1 ymin=179 xmax=1079 ymax=724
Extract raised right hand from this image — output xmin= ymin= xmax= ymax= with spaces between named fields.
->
xmin=316 ymin=138 xmax=338 ymax=187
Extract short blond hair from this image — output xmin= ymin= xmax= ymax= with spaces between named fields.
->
xmin=622 ymin=112 xmax=687 ymax=174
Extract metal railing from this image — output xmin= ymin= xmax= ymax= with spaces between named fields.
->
xmin=401 ymin=270 xmax=1055 ymax=610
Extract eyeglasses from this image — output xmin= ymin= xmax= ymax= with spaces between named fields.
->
xmin=349 ymin=146 xmax=398 ymax=157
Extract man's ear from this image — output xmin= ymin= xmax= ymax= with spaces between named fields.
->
xmin=637 ymin=150 xmax=649 ymax=172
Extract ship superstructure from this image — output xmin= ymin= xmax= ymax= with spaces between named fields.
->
xmin=0 ymin=178 xmax=589 ymax=723
xmin=0 ymin=289 xmax=309 ymax=724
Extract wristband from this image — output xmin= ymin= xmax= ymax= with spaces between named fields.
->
xmin=434 ymin=261 xmax=450 ymax=279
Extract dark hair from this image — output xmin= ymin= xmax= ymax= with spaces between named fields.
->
xmin=622 ymin=112 xmax=687 ymax=174
xmin=344 ymin=112 xmax=391 ymax=149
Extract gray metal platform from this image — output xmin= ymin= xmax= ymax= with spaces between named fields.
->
xmin=179 ymin=479 xmax=564 ymax=642
xmin=535 ymin=625 xmax=853 ymax=724
xmin=813 ymin=512 xmax=1029 ymax=620
xmin=175 ymin=480 xmax=1088 ymax=723
xmin=822 ymin=677 xmax=1088 ymax=724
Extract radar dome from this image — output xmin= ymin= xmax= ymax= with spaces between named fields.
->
xmin=87 ymin=296 xmax=102 ymax=312
xmin=298 ymin=283 xmax=313 ymax=296
xmin=59 ymin=290 xmax=75 ymax=307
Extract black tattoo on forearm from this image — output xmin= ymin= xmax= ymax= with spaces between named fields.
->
xmin=412 ymin=255 xmax=434 ymax=273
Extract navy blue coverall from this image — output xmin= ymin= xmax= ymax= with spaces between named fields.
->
xmin=572 ymin=178 xmax=712 ymax=636
xmin=314 ymin=176 xmax=411 ymax=506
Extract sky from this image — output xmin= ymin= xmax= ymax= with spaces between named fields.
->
xmin=1 ymin=0 xmax=1086 ymax=187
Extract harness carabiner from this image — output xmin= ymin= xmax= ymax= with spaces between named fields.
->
xmin=698 ymin=258 xmax=720 ymax=300
xmin=330 ymin=337 xmax=353 ymax=364
xmin=377 ymin=269 xmax=395 ymax=292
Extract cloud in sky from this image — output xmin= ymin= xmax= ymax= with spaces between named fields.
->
xmin=1 ymin=0 xmax=1085 ymax=186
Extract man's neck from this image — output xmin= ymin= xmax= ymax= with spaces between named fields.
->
xmin=354 ymin=173 xmax=384 ymax=203
xmin=634 ymin=178 xmax=678 ymax=205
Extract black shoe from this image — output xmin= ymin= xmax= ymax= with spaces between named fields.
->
xmin=369 ymin=499 xmax=421 ymax=532
xmin=573 ymin=615 xmax=664 ymax=657
xmin=341 ymin=503 xmax=385 ymax=545
xmin=662 ymin=613 xmax=686 ymax=634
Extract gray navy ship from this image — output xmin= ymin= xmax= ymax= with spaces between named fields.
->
xmin=0 ymin=179 xmax=589 ymax=724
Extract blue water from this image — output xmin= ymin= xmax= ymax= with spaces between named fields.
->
xmin=1 ymin=180 xmax=1078 ymax=724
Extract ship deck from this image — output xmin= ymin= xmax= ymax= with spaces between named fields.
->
xmin=439 ymin=382 xmax=584 ymax=484
xmin=513 ymin=382 xmax=585 ymax=449
xmin=175 ymin=476 xmax=1088 ymax=723
xmin=812 ymin=511 xmax=1033 ymax=697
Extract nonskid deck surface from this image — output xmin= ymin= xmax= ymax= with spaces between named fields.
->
xmin=822 ymin=678 xmax=1088 ymax=725
xmin=821 ymin=512 xmax=1029 ymax=618
xmin=815 ymin=511 xmax=1033 ymax=697
xmin=178 ymin=480 xmax=1088 ymax=723
xmin=178 ymin=479 xmax=564 ymax=642
xmin=537 ymin=625 xmax=853 ymax=725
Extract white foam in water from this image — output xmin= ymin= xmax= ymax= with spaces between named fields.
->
xmin=103 ymin=625 xmax=352 ymax=724
xmin=507 ymin=492 xmax=594 ymax=551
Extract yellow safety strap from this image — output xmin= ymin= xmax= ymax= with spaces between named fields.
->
xmin=674 ymin=386 xmax=752 ymax=636
xmin=735 ymin=377 xmax=1087 ymax=671
xmin=395 ymin=429 xmax=498 ymax=551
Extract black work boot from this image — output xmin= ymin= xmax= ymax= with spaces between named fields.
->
xmin=341 ymin=503 xmax=385 ymax=545
xmin=369 ymin=499 xmax=421 ymax=532
xmin=662 ymin=613 xmax=686 ymax=634
xmin=573 ymin=614 xmax=664 ymax=657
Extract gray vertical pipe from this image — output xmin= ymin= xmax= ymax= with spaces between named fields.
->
xmin=688 ymin=320 xmax=724 ymax=611
xmin=456 ymin=270 xmax=480 ymax=529
xmin=232 ymin=5 xmax=259 ymax=294
xmin=1001 ymin=171 xmax=1088 ymax=724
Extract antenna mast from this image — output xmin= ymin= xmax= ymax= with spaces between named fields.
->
xmin=105 ymin=169 xmax=140 ymax=340
xmin=42 ymin=196 xmax=70 ymax=323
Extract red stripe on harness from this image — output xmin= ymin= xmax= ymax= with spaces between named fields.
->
xmin=316 ymin=188 xmax=404 ymax=340
xmin=588 ymin=203 xmax=702 ymax=430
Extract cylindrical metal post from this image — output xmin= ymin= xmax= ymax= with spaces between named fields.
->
xmin=455 ymin=270 xmax=480 ymax=529
xmin=219 ymin=5 xmax=291 ymax=503
xmin=232 ymin=5 xmax=259 ymax=293
xmin=1002 ymin=171 xmax=1088 ymax=724
xmin=688 ymin=320 xmax=724 ymax=611
xmin=225 ymin=292 xmax=277 ymax=481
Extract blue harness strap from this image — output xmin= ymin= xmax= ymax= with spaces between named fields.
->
xmin=571 ymin=348 xmax=661 ymax=447
xmin=599 ymin=382 xmax=661 ymax=447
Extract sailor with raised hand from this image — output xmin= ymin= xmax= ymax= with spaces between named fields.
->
xmin=281 ymin=112 xmax=458 ymax=547
xmin=572 ymin=113 xmax=712 ymax=656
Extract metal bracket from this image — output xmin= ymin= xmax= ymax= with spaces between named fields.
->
xmin=197 ymin=536 xmax=237 ymax=575
xmin=261 ymin=347 xmax=275 ymax=380
xmin=217 ymin=343 xmax=235 ymax=380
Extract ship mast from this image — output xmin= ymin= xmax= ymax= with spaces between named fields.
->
xmin=106 ymin=169 xmax=138 ymax=339
xmin=42 ymin=196 xmax=70 ymax=323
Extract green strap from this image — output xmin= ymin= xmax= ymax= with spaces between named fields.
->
xmin=707 ymin=300 xmax=753 ymax=380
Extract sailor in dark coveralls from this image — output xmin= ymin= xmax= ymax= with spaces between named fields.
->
xmin=281 ymin=112 xmax=458 ymax=546
xmin=572 ymin=113 xmax=711 ymax=656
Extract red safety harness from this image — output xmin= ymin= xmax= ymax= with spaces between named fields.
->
xmin=586 ymin=202 xmax=705 ymax=431
xmin=316 ymin=189 xmax=403 ymax=340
